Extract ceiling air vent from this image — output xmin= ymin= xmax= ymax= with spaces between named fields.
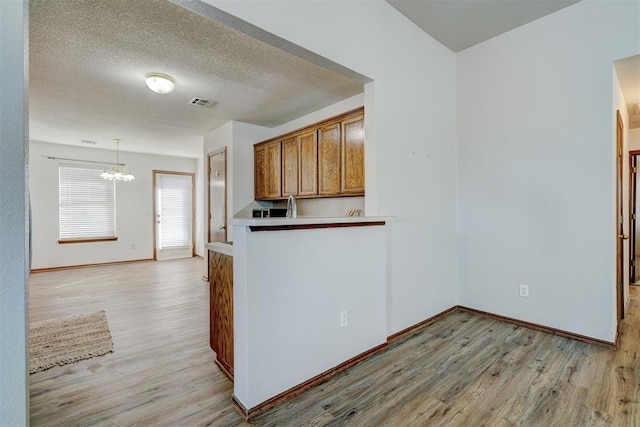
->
xmin=188 ymin=97 xmax=215 ymax=108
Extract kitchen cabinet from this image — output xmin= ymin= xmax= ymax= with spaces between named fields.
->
xmin=254 ymin=140 xmax=282 ymax=199
xmin=254 ymin=144 xmax=267 ymax=200
xmin=209 ymin=249 xmax=234 ymax=380
xmin=281 ymin=136 xmax=298 ymax=196
xmin=254 ymin=107 xmax=364 ymax=200
xmin=318 ymin=122 xmax=342 ymax=196
xmin=298 ymin=130 xmax=318 ymax=197
xmin=341 ymin=113 xmax=365 ymax=194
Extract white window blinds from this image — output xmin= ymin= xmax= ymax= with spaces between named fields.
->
xmin=59 ymin=164 xmax=116 ymax=240
xmin=158 ymin=174 xmax=193 ymax=249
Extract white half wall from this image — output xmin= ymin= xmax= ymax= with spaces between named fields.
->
xmin=0 ymin=0 xmax=29 ymax=422
xmin=29 ymin=141 xmax=201 ymax=269
xmin=233 ymin=222 xmax=388 ymax=408
xmin=206 ymin=0 xmax=459 ymax=336
xmin=457 ymin=0 xmax=640 ymax=341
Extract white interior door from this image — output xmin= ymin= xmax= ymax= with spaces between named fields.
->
xmin=209 ymin=148 xmax=227 ymax=243
xmin=155 ymin=172 xmax=194 ymax=261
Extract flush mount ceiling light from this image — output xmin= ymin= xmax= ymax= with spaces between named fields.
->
xmin=145 ymin=73 xmax=175 ymax=95
xmin=101 ymin=139 xmax=135 ymax=182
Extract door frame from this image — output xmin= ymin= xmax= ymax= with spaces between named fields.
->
xmin=207 ymin=147 xmax=228 ymax=244
xmin=616 ymin=110 xmax=625 ymax=324
xmin=152 ymin=170 xmax=196 ymax=261
xmin=629 ymin=150 xmax=640 ymax=285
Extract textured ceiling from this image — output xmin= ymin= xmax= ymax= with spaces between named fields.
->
xmin=29 ymin=0 xmax=365 ymax=158
xmin=386 ymin=0 xmax=582 ymax=52
xmin=616 ymin=55 xmax=640 ymax=129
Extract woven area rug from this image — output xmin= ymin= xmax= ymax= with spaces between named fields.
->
xmin=29 ymin=310 xmax=114 ymax=374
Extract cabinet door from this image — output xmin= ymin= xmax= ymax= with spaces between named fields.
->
xmin=298 ymin=130 xmax=318 ymax=197
xmin=254 ymin=144 xmax=267 ymax=200
xmin=281 ymin=136 xmax=298 ymax=196
xmin=341 ymin=114 xmax=365 ymax=194
xmin=210 ymin=251 xmax=234 ymax=378
xmin=318 ymin=123 xmax=341 ymax=196
xmin=265 ymin=141 xmax=282 ymax=198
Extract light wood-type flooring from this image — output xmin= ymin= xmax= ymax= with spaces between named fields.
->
xmin=29 ymin=258 xmax=640 ymax=426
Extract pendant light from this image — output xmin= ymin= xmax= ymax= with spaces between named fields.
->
xmin=101 ymin=139 xmax=135 ymax=182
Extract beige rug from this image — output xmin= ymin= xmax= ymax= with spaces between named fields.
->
xmin=29 ymin=310 xmax=114 ymax=374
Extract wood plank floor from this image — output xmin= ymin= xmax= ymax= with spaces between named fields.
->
xmin=29 ymin=258 xmax=640 ymax=426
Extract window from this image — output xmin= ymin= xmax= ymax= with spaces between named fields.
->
xmin=59 ymin=164 xmax=116 ymax=242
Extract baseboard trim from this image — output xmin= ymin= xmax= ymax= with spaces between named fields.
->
xmin=233 ymin=342 xmax=388 ymax=421
xmin=457 ymin=306 xmax=616 ymax=349
xmin=31 ymin=258 xmax=155 ymax=273
xmin=387 ymin=306 xmax=458 ymax=343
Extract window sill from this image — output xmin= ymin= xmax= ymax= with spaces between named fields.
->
xmin=58 ymin=237 xmax=118 ymax=244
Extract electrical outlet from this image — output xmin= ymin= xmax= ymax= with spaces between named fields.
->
xmin=340 ymin=310 xmax=349 ymax=328
xmin=130 ymin=243 xmax=136 ymax=250
xmin=519 ymin=284 xmax=529 ymax=298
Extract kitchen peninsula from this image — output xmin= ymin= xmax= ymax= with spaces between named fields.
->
xmin=230 ymin=215 xmax=391 ymax=418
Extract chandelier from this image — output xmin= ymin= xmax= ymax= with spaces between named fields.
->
xmin=101 ymin=139 xmax=135 ymax=182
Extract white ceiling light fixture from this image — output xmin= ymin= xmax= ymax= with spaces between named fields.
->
xmin=101 ymin=139 xmax=135 ymax=182
xmin=145 ymin=73 xmax=175 ymax=95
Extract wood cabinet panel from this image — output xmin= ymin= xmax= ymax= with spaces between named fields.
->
xmin=298 ymin=130 xmax=318 ymax=197
xmin=341 ymin=114 xmax=365 ymax=194
xmin=254 ymin=144 xmax=267 ymax=200
xmin=281 ymin=136 xmax=299 ymax=196
xmin=318 ymin=122 xmax=342 ymax=196
xmin=209 ymin=251 xmax=234 ymax=380
xmin=265 ymin=141 xmax=282 ymax=198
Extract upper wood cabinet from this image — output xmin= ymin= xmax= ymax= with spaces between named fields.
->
xmin=265 ymin=141 xmax=282 ymax=198
xmin=254 ymin=107 xmax=364 ymax=200
xmin=254 ymin=144 xmax=267 ymax=200
xmin=318 ymin=122 xmax=342 ymax=196
xmin=298 ymin=130 xmax=318 ymax=197
xmin=282 ymin=136 xmax=299 ymax=197
xmin=255 ymin=140 xmax=282 ymax=199
xmin=341 ymin=113 xmax=365 ymax=194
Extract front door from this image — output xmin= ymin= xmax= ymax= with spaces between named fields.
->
xmin=154 ymin=171 xmax=194 ymax=261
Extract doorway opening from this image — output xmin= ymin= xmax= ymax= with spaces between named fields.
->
xmin=153 ymin=170 xmax=195 ymax=261
xmin=629 ymin=150 xmax=640 ymax=285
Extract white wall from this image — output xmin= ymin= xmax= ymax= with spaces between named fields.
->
xmin=29 ymin=141 xmax=201 ymax=269
xmin=630 ymin=128 xmax=640 ymax=151
xmin=206 ymin=0 xmax=459 ymax=336
xmin=231 ymin=121 xmax=273 ymax=215
xmin=457 ymin=0 xmax=640 ymax=342
xmin=615 ymin=71 xmax=631 ymax=306
xmin=0 ymin=0 xmax=28 ymax=422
